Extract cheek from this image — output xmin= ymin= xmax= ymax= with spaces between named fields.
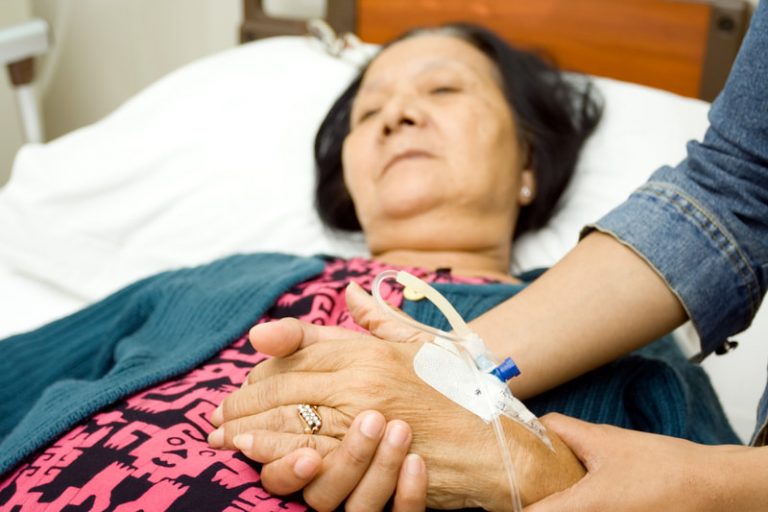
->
xmin=341 ymin=132 xmax=373 ymax=205
xmin=448 ymin=106 xmax=519 ymax=189
xmin=447 ymin=100 xmax=514 ymax=155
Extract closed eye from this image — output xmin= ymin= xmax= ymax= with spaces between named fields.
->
xmin=430 ymin=86 xmax=460 ymax=95
xmin=356 ymin=109 xmax=379 ymax=124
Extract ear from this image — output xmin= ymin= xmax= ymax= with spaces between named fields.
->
xmin=517 ymin=169 xmax=536 ymax=206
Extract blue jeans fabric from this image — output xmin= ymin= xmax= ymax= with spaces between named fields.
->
xmin=586 ymin=1 xmax=768 ymax=443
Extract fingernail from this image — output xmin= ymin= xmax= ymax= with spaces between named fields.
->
xmin=211 ymin=404 xmax=223 ymax=426
xmin=405 ymin=454 xmax=423 ymax=476
xmin=294 ymin=456 xmax=317 ymax=479
xmin=207 ymin=428 xmax=224 ymax=448
xmin=360 ymin=412 xmax=384 ymax=439
xmin=387 ymin=422 xmax=410 ymax=447
xmin=233 ymin=434 xmax=253 ymax=451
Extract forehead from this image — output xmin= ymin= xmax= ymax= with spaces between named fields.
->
xmin=359 ymin=34 xmax=500 ymax=91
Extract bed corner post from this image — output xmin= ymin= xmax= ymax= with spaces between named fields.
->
xmin=241 ymin=0 xmax=358 ymax=43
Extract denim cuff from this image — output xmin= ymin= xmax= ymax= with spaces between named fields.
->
xmin=583 ymin=181 xmax=758 ymax=356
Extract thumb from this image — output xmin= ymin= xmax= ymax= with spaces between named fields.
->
xmin=523 ymin=479 xmax=590 ymax=512
xmin=540 ymin=413 xmax=607 ymax=470
xmin=249 ymin=317 xmax=366 ymax=357
xmin=524 ymin=414 xmax=606 ymax=512
xmin=346 ymin=281 xmax=431 ymax=344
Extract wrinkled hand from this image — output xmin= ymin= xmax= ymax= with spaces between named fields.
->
xmin=525 ymin=413 xmax=751 ymax=512
xmin=211 ymin=283 xmax=584 ymax=510
xmin=209 ymin=281 xmax=431 ymax=511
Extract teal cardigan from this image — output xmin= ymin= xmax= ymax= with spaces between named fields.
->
xmin=0 ymin=253 xmax=740 ymax=476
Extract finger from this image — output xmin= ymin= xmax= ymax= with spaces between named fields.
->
xmin=346 ymin=282 xmax=431 ymax=344
xmin=208 ymin=405 xmax=350 ymax=449
xmin=302 ymin=410 xmax=387 ymax=512
xmin=524 ymin=415 xmax=605 ymax=512
xmin=218 ymin=371 xmax=336 ymax=423
xmin=230 ymin=429 xmax=339 ymax=463
xmin=249 ymin=317 xmax=368 ymax=357
xmin=245 ymin=336 xmax=381 ymax=386
xmin=259 ymin=447 xmax=322 ymax=496
xmin=393 ymin=454 xmax=428 ymax=512
xmin=246 ymin=331 xmax=402 ymax=387
xmin=345 ymin=419 xmax=413 ymax=511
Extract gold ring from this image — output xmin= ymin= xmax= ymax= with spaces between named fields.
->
xmin=297 ymin=404 xmax=322 ymax=434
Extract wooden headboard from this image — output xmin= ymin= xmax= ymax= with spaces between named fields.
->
xmin=240 ymin=0 xmax=751 ymax=101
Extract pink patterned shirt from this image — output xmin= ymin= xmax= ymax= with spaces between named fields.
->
xmin=0 ymin=257 xmax=490 ymax=511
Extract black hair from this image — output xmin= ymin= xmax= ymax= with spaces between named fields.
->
xmin=314 ymin=22 xmax=603 ymax=239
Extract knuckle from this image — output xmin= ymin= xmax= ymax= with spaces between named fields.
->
xmin=248 ymin=358 xmax=273 ymax=384
xmin=277 ymin=406 xmax=297 ymax=432
xmin=219 ymin=394 xmax=240 ymax=421
xmin=342 ymin=439 xmax=373 ymax=467
xmin=222 ymin=420 xmax=244 ymax=444
xmin=344 ymin=500 xmax=369 ymax=512
xmin=298 ymin=434 xmax=319 ymax=451
xmin=247 ymin=434 xmax=274 ymax=462
xmin=251 ymin=377 xmax=276 ymax=410
xmin=222 ymin=380 xmax=275 ymax=422
xmin=374 ymin=447 xmax=404 ymax=473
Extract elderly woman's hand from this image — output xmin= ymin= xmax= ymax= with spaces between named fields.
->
xmin=210 ymin=284 xmax=585 ymax=510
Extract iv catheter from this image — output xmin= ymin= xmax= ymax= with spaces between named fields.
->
xmin=371 ymin=270 xmax=552 ymax=512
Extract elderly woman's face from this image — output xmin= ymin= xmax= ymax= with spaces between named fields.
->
xmin=342 ymin=34 xmax=531 ymax=254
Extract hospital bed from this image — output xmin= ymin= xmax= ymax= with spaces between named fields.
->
xmin=0 ymin=0 xmax=764 ymax=443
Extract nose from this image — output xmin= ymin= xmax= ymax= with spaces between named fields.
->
xmin=380 ymin=95 xmax=425 ymax=137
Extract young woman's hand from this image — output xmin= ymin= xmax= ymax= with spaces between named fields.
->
xmin=252 ymin=409 xmax=427 ymax=512
xmin=525 ymin=414 xmax=766 ymax=512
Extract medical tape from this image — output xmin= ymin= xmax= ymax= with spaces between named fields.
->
xmin=371 ymin=270 xmax=551 ymax=446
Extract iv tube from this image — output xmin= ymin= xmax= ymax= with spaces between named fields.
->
xmin=371 ymin=270 xmax=524 ymax=511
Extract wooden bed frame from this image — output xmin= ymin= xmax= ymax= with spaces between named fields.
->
xmin=240 ymin=0 xmax=751 ymax=101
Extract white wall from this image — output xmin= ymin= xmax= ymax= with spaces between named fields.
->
xmin=0 ymin=0 xmax=241 ymax=187
xmin=0 ymin=0 xmax=32 ymax=187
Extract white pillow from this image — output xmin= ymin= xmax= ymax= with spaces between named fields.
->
xmin=512 ymin=77 xmax=709 ymax=271
xmin=0 ymin=36 xmax=710 ymax=301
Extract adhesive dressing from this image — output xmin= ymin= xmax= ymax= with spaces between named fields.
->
xmin=371 ymin=269 xmax=553 ymax=512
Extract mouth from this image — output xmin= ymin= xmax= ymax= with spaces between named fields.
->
xmin=383 ymin=149 xmax=434 ymax=174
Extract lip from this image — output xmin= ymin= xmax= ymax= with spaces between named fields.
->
xmin=382 ymin=149 xmax=435 ymax=175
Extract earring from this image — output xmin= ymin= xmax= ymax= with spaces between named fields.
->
xmin=521 ymin=186 xmax=532 ymax=199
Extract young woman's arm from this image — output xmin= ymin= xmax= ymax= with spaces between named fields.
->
xmin=477 ymin=231 xmax=687 ymax=399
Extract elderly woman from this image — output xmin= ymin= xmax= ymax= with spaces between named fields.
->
xmin=0 ymin=23 xmax=736 ymax=512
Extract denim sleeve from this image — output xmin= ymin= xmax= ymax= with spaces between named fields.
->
xmin=586 ymin=1 xmax=768 ymax=356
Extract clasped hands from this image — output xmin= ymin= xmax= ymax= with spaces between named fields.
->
xmin=208 ymin=282 xmax=584 ymax=511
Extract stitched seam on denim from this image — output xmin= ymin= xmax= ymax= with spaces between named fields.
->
xmin=751 ymin=416 xmax=768 ymax=446
xmin=637 ymin=182 xmax=760 ymax=323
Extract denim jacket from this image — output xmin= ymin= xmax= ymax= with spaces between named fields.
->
xmin=586 ymin=2 xmax=768 ymax=443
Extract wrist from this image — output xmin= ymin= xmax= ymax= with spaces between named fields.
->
xmin=704 ymin=445 xmax=768 ymax=511
xmin=479 ymin=416 xmax=585 ymax=511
